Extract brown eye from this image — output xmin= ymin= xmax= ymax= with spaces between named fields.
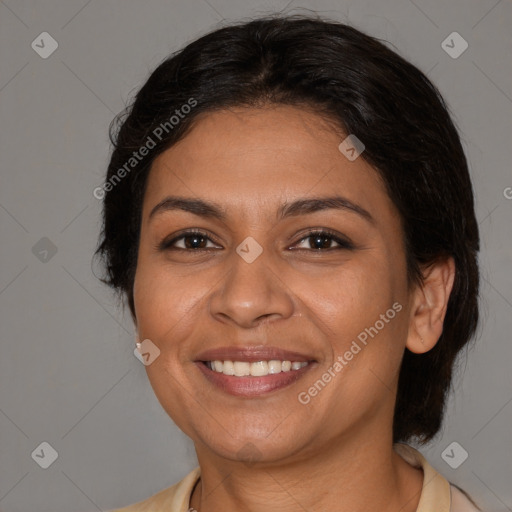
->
xmin=293 ymin=230 xmax=354 ymax=251
xmin=159 ymin=231 xmax=220 ymax=251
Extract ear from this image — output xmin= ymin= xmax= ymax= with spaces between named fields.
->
xmin=406 ymin=257 xmax=456 ymax=354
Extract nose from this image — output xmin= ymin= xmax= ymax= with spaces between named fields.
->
xmin=208 ymin=246 xmax=294 ymax=329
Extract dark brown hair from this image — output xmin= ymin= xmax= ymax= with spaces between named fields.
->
xmin=94 ymin=14 xmax=480 ymax=444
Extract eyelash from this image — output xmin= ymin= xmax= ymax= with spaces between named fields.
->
xmin=158 ymin=229 xmax=355 ymax=252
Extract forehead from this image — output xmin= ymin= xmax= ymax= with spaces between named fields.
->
xmin=143 ymin=106 xmax=391 ymax=220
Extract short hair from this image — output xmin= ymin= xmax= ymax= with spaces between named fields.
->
xmin=94 ymin=14 xmax=480 ymax=444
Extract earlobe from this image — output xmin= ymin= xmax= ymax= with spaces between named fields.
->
xmin=406 ymin=257 xmax=456 ymax=354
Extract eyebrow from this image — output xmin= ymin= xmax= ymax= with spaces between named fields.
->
xmin=148 ymin=195 xmax=374 ymax=224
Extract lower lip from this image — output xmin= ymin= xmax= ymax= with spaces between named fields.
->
xmin=195 ymin=361 xmax=315 ymax=397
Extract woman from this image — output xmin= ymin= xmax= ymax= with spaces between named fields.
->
xmin=95 ymin=14 xmax=481 ymax=512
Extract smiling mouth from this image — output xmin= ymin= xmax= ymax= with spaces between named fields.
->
xmin=195 ymin=358 xmax=316 ymax=397
xmin=203 ymin=359 xmax=310 ymax=376
xmin=193 ymin=346 xmax=317 ymax=396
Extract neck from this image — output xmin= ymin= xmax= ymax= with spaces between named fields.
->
xmin=189 ymin=425 xmax=423 ymax=512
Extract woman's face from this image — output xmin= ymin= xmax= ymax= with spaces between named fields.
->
xmin=133 ymin=105 xmax=413 ymax=464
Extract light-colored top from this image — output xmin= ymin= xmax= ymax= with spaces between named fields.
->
xmin=109 ymin=443 xmax=480 ymax=511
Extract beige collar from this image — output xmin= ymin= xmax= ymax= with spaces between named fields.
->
xmin=394 ymin=443 xmax=451 ymax=512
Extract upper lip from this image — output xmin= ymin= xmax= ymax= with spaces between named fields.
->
xmin=195 ymin=346 xmax=316 ymax=363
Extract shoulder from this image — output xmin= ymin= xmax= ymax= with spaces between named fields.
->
xmin=107 ymin=467 xmax=201 ymax=512
xmin=450 ymin=484 xmax=482 ymax=512
xmin=394 ymin=444 xmax=481 ymax=512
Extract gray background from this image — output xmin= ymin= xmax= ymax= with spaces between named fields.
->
xmin=0 ymin=0 xmax=511 ymax=511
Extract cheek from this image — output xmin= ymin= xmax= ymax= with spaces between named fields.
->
xmin=306 ymin=260 xmax=399 ymax=337
xmin=132 ymin=262 xmax=199 ymax=427
xmin=133 ymin=255 xmax=215 ymax=346
xmin=133 ymin=252 xmax=178 ymax=337
xmin=134 ymin=274 xmax=180 ymax=339
xmin=307 ymin=254 xmax=408 ymax=389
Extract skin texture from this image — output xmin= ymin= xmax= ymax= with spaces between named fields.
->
xmin=132 ymin=105 xmax=455 ymax=512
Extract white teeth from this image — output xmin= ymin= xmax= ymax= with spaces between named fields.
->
xmin=233 ymin=361 xmax=250 ymax=376
xmin=268 ymin=360 xmax=282 ymax=374
xmin=250 ymin=361 xmax=268 ymax=376
xmin=206 ymin=359 xmax=309 ymax=376
xmin=281 ymin=360 xmax=292 ymax=372
xmin=222 ymin=360 xmax=235 ymax=375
